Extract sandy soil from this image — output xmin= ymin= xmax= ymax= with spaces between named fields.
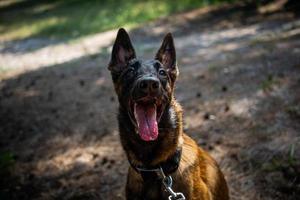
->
xmin=0 ymin=2 xmax=300 ymax=200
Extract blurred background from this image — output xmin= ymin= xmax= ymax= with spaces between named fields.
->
xmin=0 ymin=0 xmax=299 ymax=199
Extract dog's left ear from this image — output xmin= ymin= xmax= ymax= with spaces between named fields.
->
xmin=155 ymin=33 xmax=178 ymax=81
xmin=108 ymin=28 xmax=136 ymax=73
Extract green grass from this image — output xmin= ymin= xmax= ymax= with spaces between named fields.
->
xmin=0 ymin=0 xmax=237 ymax=41
xmin=0 ymin=151 xmax=15 ymax=172
xmin=286 ymin=104 xmax=300 ymax=119
xmin=260 ymin=74 xmax=280 ymax=92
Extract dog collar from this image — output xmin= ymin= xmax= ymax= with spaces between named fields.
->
xmin=129 ymin=148 xmax=182 ymax=178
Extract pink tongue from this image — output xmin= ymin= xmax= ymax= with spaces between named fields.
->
xmin=134 ymin=104 xmax=158 ymax=141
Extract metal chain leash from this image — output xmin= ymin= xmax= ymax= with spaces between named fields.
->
xmin=159 ymin=167 xmax=186 ymax=200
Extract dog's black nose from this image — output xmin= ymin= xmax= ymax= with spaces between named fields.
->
xmin=138 ymin=77 xmax=160 ymax=94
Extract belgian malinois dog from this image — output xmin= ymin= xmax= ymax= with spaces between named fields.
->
xmin=108 ymin=28 xmax=229 ymax=200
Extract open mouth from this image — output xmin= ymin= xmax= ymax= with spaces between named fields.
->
xmin=129 ymin=98 xmax=164 ymax=141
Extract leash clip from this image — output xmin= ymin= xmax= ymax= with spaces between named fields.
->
xmin=160 ymin=167 xmax=186 ymax=200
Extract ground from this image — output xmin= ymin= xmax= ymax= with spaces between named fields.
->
xmin=0 ymin=1 xmax=300 ymax=200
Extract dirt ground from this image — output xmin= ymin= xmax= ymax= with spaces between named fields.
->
xmin=0 ymin=2 xmax=300 ymax=200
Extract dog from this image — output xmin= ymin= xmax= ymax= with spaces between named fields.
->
xmin=108 ymin=28 xmax=229 ymax=200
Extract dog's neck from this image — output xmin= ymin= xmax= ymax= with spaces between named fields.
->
xmin=118 ymin=99 xmax=183 ymax=167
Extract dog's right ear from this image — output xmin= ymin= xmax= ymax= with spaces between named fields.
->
xmin=155 ymin=33 xmax=178 ymax=83
xmin=108 ymin=28 xmax=136 ymax=73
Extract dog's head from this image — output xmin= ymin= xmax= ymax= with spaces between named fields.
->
xmin=108 ymin=28 xmax=178 ymax=142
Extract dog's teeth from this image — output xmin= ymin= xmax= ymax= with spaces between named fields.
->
xmin=148 ymin=135 xmax=155 ymax=141
xmin=134 ymin=103 xmax=139 ymax=128
xmin=134 ymin=103 xmax=140 ymax=135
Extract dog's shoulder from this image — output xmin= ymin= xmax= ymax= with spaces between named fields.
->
xmin=178 ymin=134 xmax=229 ymax=200
xmin=178 ymin=134 xmax=199 ymax=170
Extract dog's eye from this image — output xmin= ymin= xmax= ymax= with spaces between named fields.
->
xmin=127 ymin=67 xmax=135 ymax=75
xmin=159 ymin=69 xmax=167 ymax=77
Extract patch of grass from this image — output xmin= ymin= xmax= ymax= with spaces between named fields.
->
xmin=207 ymin=63 xmax=220 ymax=72
xmin=262 ymin=146 xmax=298 ymax=173
xmin=0 ymin=151 xmax=15 ymax=172
xmin=0 ymin=66 xmax=11 ymax=73
xmin=0 ymin=66 xmax=12 ymax=79
xmin=260 ymin=74 xmax=279 ymax=92
xmin=99 ymin=47 xmax=110 ymax=56
xmin=288 ymin=144 xmax=296 ymax=165
xmin=0 ymin=151 xmax=18 ymax=200
xmin=0 ymin=0 xmax=237 ymax=41
xmin=286 ymin=104 xmax=300 ymax=119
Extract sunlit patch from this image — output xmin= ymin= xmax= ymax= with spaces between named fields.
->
xmin=94 ymin=77 xmax=106 ymax=86
xmin=0 ymin=30 xmax=117 ymax=77
xmin=31 ymin=131 xmax=125 ymax=177
xmin=258 ymin=0 xmax=288 ymax=14
xmin=216 ymin=42 xmax=240 ymax=51
xmin=15 ymin=88 xmax=40 ymax=97
xmin=230 ymin=98 xmax=257 ymax=117
xmin=31 ymin=2 xmax=60 ymax=14
xmin=0 ymin=0 xmax=23 ymax=8
xmin=178 ymin=136 xmax=198 ymax=174
xmin=169 ymin=107 xmax=177 ymax=128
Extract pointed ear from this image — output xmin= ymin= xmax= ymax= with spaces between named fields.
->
xmin=155 ymin=33 xmax=178 ymax=80
xmin=108 ymin=28 xmax=136 ymax=73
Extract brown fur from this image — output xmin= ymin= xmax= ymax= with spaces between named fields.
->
xmin=125 ymin=100 xmax=229 ymax=200
xmin=108 ymin=28 xmax=229 ymax=200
